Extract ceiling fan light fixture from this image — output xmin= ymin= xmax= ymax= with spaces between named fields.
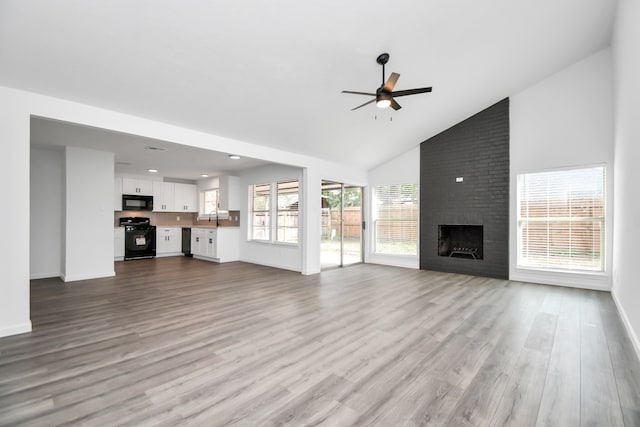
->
xmin=376 ymin=91 xmax=392 ymax=108
xmin=376 ymin=99 xmax=391 ymax=109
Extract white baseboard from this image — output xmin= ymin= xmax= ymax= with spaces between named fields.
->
xmin=62 ymin=271 xmax=116 ymax=282
xmin=0 ymin=321 xmax=32 ymax=338
xmin=367 ymin=254 xmax=419 ymax=269
xmin=239 ymin=258 xmax=301 ymax=273
xmin=611 ymin=290 xmax=640 ymax=362
xmin=30 ymin=272 xmax=61 ymax=280
xmin=510 ymin=269 xmax=611 ymax=291
xmin=155 ymin=252 xmax=183 ymax=258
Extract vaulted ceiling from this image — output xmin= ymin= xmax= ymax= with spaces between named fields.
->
xmin=0 ymin=0 xmax=616 ymax=170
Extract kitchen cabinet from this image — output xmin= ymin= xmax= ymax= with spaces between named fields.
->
xmin=122 ymin=178 xmax=153 ymax=196
xmin=114 ymin=177 xmax=123 ymax=211
xmin=174 ymin=183 xmax=198 ymax=212
xmin=190 ymin=227 xmax=239 ymax=262
xmin=218 ymin=175 xmax=240 ymax=211
xmin=216 ymin=227 xmax=240 ymax=262
xmin=156 ymin=227 xmax=182 ymax=256
xmin=191 ymin=228 xmax=216 ymax=259
xmin=114 ymin=228 xmax=125 ymax=261
xmin=153 ymin=182 xmax=175 ymax=212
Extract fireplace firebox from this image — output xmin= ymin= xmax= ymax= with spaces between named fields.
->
xmin=438 ymin=225 xmax=483 ymax=260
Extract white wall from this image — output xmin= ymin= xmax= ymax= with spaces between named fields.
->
xmin=0 ymin=91 xmax=31 ymax=337
xmin=612 ymin=0 xmax=640 ymax=358
xmin=510 ymin=48 xmax=614 ymax=290
xmin=238 ymin=164 xmax=304 ymax=272
xmin=63 ymin=146 xmax=115 ymax=281
xmin=30 ymin=147 xmax=64 ymax=279
xmin=0 ymin=85 xmax=368 ymax=337
xmin=366 ymin=147 xmax=421 ymax=269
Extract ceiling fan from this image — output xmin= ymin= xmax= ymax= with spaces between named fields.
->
xmin=342 ymin=53 xmax=432 ymax=111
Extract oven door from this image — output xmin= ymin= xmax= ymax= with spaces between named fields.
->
xmin=124 ymin=226 xmax=156 ymax=259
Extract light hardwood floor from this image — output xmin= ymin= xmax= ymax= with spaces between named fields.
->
xmin=1 ymin=257 xmax=639 ymax=426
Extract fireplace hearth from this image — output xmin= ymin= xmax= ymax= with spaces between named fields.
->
xmin=438 ymin=225 xmax=483 ymax=260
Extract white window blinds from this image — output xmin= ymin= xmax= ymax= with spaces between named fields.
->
xmin=517 ymin=166 xmax=605 ymax=272
xmin=373 ymin=184 xmax=419 ymax=255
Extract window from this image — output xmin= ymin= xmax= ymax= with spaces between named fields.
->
xmin=250 ymin=183 xmax=271 ymax=241
xmin=373 ymin=184 xmax=419 ymax=255
xmin=277 ymin=181 xmax=299 ymax=243
xmin=517 ymin=166 xmax=605 ymax=272
xmin=200 ymin=189 xmax=219 ymax=218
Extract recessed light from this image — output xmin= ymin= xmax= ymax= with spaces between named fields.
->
xmin=229 ymin=155 xmax=241 ymax=160
xmin=147 ymin=168 xmax=159 ymax=173
xmin=201 ymin=174 xmax=209 ymax=178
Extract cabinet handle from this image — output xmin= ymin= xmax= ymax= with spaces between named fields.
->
xmin=209 ymin=238 xmax=213 ymax=244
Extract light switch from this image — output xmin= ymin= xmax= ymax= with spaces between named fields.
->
xmin=456 ymin=177 xmax=464 ymax=183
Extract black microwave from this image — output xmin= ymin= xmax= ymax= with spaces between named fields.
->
xmin=122 ymin=194 xmax=153 ymax=211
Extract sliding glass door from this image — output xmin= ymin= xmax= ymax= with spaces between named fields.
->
xmin=320 ymin=181 xmax=363 ymax=269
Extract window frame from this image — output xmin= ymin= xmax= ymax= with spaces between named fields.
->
xmin=276 ymin=180 xmax=299 ymax=244
xmin=197 ymin=188 xmax=219 ymax=221
xmin=372 ymin=183 xmax=419 ymax=256
xmin=516 ymin=165 xmax=606 ymax=273
xmin=248 ymin=183 xmax=272 ymax=242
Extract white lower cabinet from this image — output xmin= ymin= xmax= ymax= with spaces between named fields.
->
xmin=190 ymin=227 xmax=239 ymax=262
xmin=156 ymin=227 xmax=182 ymax=256
xmin=114 ymin=228 xmax=125 ymax=261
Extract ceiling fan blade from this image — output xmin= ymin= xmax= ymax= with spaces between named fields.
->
xmin=390 ymin=87 xmax=433 ymax=98
xmin=351 ymin=98 xmax=376 ymax=111
xmin=383 ymin=72 xmax=400 ymax=92
xmin=342 ymin=90 xmax=376 ymax=96
xmin=390 ymin=98 xmax=402 ymax=110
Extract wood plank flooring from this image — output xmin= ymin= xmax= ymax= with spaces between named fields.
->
xmin=1 ymin=257 xmax=639 ymax=426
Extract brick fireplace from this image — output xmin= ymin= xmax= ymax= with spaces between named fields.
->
xmin=419 ymin=99 xmax=509 ymax=279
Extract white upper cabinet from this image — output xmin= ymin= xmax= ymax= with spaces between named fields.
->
xmin=218 ymin=175 xmax=240 ymax=211
xmin=153 ymin=181 xmax=175 ymax=212
xmin=122 ymin=178 xmax=153 ymax=196
xmin=174 ymin=183 xmax=198 ymax=212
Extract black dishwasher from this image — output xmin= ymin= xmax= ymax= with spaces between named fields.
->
xmin=182 ymin=228 xmax=192 ymax=257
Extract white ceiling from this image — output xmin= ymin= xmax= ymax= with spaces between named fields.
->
xmin=30 ymin=117 xmax=271 ymax=180
xmin=0 ymin=0 xmax=616 ymax=171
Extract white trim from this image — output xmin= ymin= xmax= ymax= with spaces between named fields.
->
xmin=62 ymin=271 xmax=116 ymax=282
xmin=611 ymin=290 xmax=640 ymax=362
xmin=0 ymin=321 xmax=32 ymax=338
xmin=510 ymin=268 xmax=610 ymax=291
xmin=367 ymin=254 xmax=419 ymax=269
xmin=155 ymin=252 xmax=183 ymax=258
xmin=239 ymin=257 xmax=302 ymax=273
xmin=30 ymin=272 xmax=62 ymax=280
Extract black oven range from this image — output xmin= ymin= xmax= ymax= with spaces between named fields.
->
xmin=119 ymin=217 xmax=156 ymax=260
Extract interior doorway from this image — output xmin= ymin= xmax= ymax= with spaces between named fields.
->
xmin=320 ymin=181 xmax=363 ymax=269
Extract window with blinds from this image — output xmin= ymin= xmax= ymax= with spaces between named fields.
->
xmin=277 ymin=180 xmax=299 ymax=244
xmin=517 ymin=166 xmax=605 ymax=272
xmin=250 ymin=183 xmax=270 ymax=241
xmin=373 ymin=184 xmax=419 ymax=255
xmin=200 ymin=189 xmax=219 ymax=218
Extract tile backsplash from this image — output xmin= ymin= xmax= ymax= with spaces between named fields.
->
xmin=114 ymin=211 xmax=240 ymax=227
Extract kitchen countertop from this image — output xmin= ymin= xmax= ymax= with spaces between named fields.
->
xmin=153 ymin=225 xmax=239 ymax=229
